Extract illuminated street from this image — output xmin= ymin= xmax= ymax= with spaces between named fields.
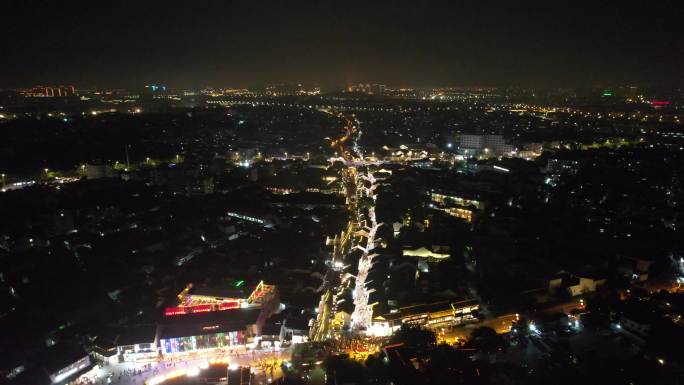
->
xmin=73 ymin=347 xmax=291 ymax=385
xmin=311 ymin=113 xmax=361 ymax=340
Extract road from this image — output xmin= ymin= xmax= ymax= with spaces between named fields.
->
xmin=540 ymin=298 xmax=585 ymax=315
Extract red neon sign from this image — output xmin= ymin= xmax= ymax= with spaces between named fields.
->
xmin=164 ymin=307 xmax=186 ymax=316
xmin=189 ymin=305 xmax=213 ymax=313
xmin=650 ymin=101 xmax=670 ymax=109
xmin=219 ymin=301 xmax=239 ymax=311
xmin=166 ymin=303 xmax=238 ymax=316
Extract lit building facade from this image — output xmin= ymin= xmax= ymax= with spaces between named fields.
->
xmin=158 ymin=282 xmax=280 ymax=355
xmin=369 ymin=299 xmax=479 ymax=337
xmin=430 ymin=192 xmax=482 ymax=209
xmin=429 ymin=191 xmax=483 ymax=223
xmin=160 ymin=331 xmax=244 ymax=354
xmin=458 ymin=134 xmax=514 ymax=157
xmin=19 ymin=85 xmax=77 ymax=97
xmin=49 ymin=356 xmax=91 ymax=384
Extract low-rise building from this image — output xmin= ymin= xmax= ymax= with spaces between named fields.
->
xmin=158 ymin=308 xmax=262 ymax=354
xmin=429 ymin=190 xmax=484 ymax=223
xmin=402 ymin=246 xmax=450 ymax=262
xmin=281 ymin=314 xmax=311 ymax=344
xmin=41 ymin=344 xmax=92 ymax=384
xmin=369 ymin=299 xmax=479 ymax=336
xmin=619 ymin=308 xmax=655 ymax=345
xmin=548 ymin=270 xmax=606 ymax=297
xmin=91 ymin=325 xmax=158 ymax=363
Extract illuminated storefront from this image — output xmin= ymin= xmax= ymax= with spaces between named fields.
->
xmin=429 ymin=191 xmax=483 ymax=223
xmin=157 ymin=281 xmax=279 ymax=356
xmin=370 ymin=300 xmax=479 ymax=337
xmin=47 ymin=354 xmax=92 ymax=384
xmin=160 ymin=331 xmax=244 ymax=354
xmin=442 ymin=207 xmax=473 ymax=222
xmin=430 ymin=192 xmax=481 ymax=209
xmin=158 ymin=306 xmax=262 ymax=356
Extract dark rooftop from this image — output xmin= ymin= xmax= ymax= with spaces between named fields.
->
xmin=39 ymin=344 xmax=88 ymax=374
xmin=94 ymin=324 xmax=157 ymax=350
xmin=159 ymin=308 xmax=261 ymax=339
xmin=189 ymin=285 xmax=252 ymax=299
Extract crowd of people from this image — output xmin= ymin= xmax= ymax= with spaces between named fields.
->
xmin=69 ymin=346 xmax=290 ymax=385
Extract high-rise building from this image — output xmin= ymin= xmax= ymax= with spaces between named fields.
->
xmin=19 ymin=85 xmax=77 ymax=97
xmin=459 ymin=134 xmax=514 ymax=156
xmin=483 ymin=135 xmax=506 ymax=150
xmin=370 ymin=84 xmax=386 ymax=96
xmin=348 ymin=83 xmax=387 ymax=95
xmin=459 ymin=134 xmax=484 ymax=150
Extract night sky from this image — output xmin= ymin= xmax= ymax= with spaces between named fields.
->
xmin=2 ymin=0 xmax=682 ymax=88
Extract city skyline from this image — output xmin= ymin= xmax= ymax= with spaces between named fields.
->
xmin=2 ymin=72 xmax=683 ymax=385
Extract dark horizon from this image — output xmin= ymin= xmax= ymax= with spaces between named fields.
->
xmin=2 ymin=1 xmax=682 ymax=89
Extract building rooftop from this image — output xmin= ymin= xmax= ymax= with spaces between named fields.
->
xmin=159 ymin=308 xmax=261 ymax=339
xmin=38 ymin=344 xmax=88 ymax=375
xmin=189 ymin=285 xmax=251 ymax=299
xmin=377 ymin=299 xmax=478 ymax=322
xmin=94 ymin=324 xmax=157 ymax=350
